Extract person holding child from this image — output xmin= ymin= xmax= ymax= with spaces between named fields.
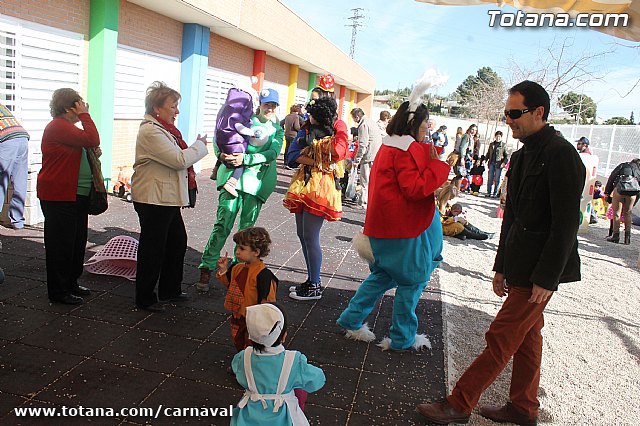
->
xmin=337 ymin=71 xmax=450 ymax=351
xmin=231 ymin=303 xmax=325 ymax=425
xmin=216 ymin=227 xmax=278 ymax=352
xmin=196 ymin=89 xmax=284 ymax=291
xmin=284 ymin=96 xmax=349 ymax=301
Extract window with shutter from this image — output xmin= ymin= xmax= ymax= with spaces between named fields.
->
xmin=203 ymin=68 xmax=248 ymax=138
xmin=0 ymin=27 xmax=18 ymax=112
xmin=114 ymin=46 xmax=180 ymax=120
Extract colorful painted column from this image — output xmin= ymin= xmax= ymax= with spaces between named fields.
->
xmin=287 ymin=64 xmax=299 ymax=112
xmin=338 ymin=85 xmax=346 ymax=121
xmin=87 ymin=0 xmax=119 ymax=180
xmin=178 ymin=23 xmax=210 ymax=156
xmin=307 ymin=72 xmax=317 ymax=100
xmin=349 ymin=89 xmax=357 ymax=127
xmin=252 ymin=50 xmax=266 ymax=92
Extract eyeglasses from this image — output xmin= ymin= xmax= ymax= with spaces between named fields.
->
xmin=504 ymin=107 xmax=537 ymax=120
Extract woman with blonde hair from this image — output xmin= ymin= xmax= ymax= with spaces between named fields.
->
xmin=38 ymin=88 xmax=100 ymax=305
xmin=132 ymin=81 xmax=208 ymax=312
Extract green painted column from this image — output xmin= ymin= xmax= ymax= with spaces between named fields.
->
xmin=87 ymin=0 xmax=119 ymax=181
xmin=307 ymin=72 xmax=317 ymax=100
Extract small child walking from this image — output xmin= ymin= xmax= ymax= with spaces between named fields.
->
xmin=216 ymin=227 xmax=278 ymax=352
xmin=231 ymin=303 xmax=326 ymax=425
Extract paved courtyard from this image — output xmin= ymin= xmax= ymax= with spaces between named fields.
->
xmin=0 ymin=162 xmax=446 ymax=425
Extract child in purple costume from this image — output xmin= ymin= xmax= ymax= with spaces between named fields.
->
xmin=215 ymin=88 xmax=255 ymax=197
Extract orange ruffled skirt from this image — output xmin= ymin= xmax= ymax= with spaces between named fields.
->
xmin=284 ymin=165 xmax=343 ymax=221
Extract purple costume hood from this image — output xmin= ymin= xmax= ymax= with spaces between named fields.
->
xmin=215 ymin=88 xmax=254 ymax=154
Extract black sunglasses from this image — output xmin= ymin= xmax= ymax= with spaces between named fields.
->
xmin=504 ymin=107 xmax=537 ymax=120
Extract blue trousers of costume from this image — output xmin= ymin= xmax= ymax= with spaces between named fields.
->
xmin=487 ymin=162 xmax=502 ymax=196
xmin=295 ymin=211 xmax=325 ymax=284
xmin=0 ymin=137 xmax=29 ymax=228
xmin=337 ymin=211 xmax=443 ymax=350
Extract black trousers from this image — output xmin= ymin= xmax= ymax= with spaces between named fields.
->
xmin=40 ymin=196 xmax=89 ymax=300
xmin=133 ymin=202 xmax=187 ymax=307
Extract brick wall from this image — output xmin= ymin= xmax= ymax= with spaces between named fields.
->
xmin=1 ymin=0 xmax=89 ymax=36
xmin=117 ymin=0 xmax=183 ymax=59
xmin=111 ymin=120 xmax=141 ymax=181
xmin=297 ymin=69 xmax=309 ymax=91
xmin=209 ymin=34 xmax=253 ymax=75
xmin=357 ymin=93 xmax=373 ymax=116
xmin=265 ymin=56 xmax=289 ymax=85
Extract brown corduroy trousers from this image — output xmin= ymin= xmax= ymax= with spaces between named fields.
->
xmin=447 ymin=286 xmax=551 ymax=418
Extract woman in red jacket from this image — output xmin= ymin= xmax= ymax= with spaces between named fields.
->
xmin=337 ymin=100 xmax=450 ymax=351
xmin=37 ymin=88 xmax=100 ymax=305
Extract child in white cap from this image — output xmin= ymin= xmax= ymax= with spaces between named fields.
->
xmin=231 ymin=303 xmax=325 ymax=426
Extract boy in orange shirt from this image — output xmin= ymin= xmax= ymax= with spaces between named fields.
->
xmin=216 ymin=227 xmax=278 ymax=351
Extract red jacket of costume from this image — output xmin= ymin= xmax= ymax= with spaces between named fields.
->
xmin=364 ymin=135 xmax=450 ymax=238
xmin=37 ymin=113 xmax=100 ymax=201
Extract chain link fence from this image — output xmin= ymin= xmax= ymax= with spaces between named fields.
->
xmin=541 ymin=124 xmax=640 ymax=178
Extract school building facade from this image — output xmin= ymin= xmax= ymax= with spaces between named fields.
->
xmin=0 ymin=0 xmax=375 ymax=225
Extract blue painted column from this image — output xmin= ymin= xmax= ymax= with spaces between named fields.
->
xmin=178 ymin=23 xmax=210 ymax=157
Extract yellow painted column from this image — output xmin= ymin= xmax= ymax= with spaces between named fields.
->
xmin=288 ymin=64 xmax=299 ymax=112
xmin=348 ymin=90 xmax=357 ymax=127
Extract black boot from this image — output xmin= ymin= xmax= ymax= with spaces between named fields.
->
xmin=465 ymin=223 xmax=493 ymax=239
xmin=624 ymin=231 xmax=631 ymax=245
xmin=606 ymin=232 xmax=620 ymax=243
xmin=460 ymin=226 xmax=488 ymax=240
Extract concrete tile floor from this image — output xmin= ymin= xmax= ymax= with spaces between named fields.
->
xmin=0 ymin=160 xmax=445 ymax=425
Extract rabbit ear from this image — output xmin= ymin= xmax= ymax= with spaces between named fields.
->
xmin=407 ymin=69 xmax=449 ymax=113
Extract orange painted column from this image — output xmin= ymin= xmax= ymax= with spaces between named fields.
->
xmin=338 ymin=85 xmax=346 ymax=120
xmin=252 ymin=50 xmax=266 ymax=92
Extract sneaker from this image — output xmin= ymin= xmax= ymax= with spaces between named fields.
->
xmin=289 ymin=279 xmax=310 ymax=293
xmin=289 ymin=283 xmax=322 ymax=300
xmin=222 ymin=177 xmax=238 ymax=197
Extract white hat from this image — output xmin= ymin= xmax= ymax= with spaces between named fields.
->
xmin=246 ymin=304 xmax=285 ymax=347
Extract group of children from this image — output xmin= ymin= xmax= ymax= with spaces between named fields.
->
xmin=217 ymin=226 xmax=326 ymax=425
xmin=456 ymin=155 xmax=488 ymax=196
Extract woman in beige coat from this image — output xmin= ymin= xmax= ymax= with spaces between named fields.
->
xmin=132 ymin=81 xmax=208 ymax=312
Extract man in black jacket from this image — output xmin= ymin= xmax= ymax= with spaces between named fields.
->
xmin=417 ymin=81 xmax=585 ymax=425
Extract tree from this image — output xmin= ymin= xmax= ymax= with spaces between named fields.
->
xmin=558 ymin=92 xmax=597 ymax=124
xmin=455 ymin=67 xmax=506 ymax=143
xmin=604 ymin=116 xmax=632 ymax=125
xmin=631 ymin=111 xmax=635 ymax=125
xmin=455 ymin=67 xmax=504 ymax=113
xmin=506 ymin=37 xmax=613 ymax=118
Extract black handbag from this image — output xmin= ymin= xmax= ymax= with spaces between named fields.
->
xmin=616 ymin=174 xmax=640 ymax=195
xmin=86 ymin=147 xmax=108 ymax=215
xmin=88 ymin=183 xmax=108 ymax=215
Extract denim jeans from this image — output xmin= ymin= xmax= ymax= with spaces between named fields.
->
xmin=487 ymin=163 xmax=502 ymax=195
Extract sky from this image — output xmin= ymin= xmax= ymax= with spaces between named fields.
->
xmin=280 ymin=0 xmax=639 ymax=120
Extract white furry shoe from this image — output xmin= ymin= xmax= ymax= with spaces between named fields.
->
xmin=377 ymin=334 xmax=432 ymax=351
xmin=342 ymin=323 xmax=376 ymax=342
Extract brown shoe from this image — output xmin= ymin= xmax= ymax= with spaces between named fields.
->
xmin=479 ymin=402 xmax=537 ymax=426
xmin=195 ymin=268 xmax=211 ymax=291
xmin=415 ymin=400 xmax=470 ymax=424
